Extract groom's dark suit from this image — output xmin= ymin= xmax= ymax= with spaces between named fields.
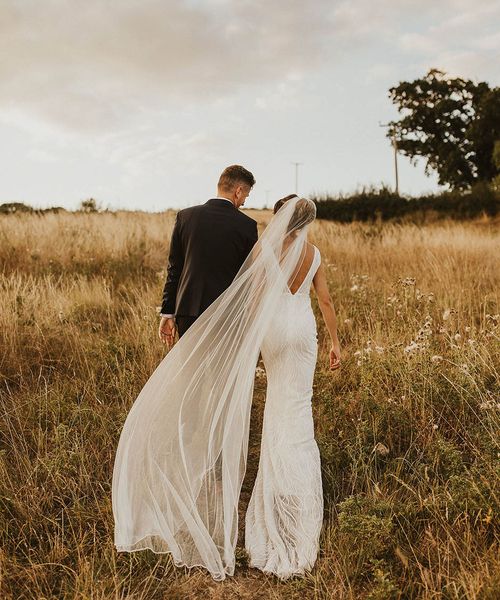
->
xmin=160 ymin=198 xmax=258 ymax=336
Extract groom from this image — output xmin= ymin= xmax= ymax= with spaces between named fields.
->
xmin=158 ymin=165 xmax=258 ymax=346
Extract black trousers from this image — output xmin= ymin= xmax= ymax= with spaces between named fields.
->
xmin=176 ymin=315 xmax=198 ymax=338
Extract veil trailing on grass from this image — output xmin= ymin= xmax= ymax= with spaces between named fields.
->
xmin=112 ymin=195 xmax=317 ymax=581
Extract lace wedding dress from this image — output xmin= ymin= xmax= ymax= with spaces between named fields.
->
xmin=112 ymin=196 xmax=323 ymax=582
xmin=245 ymin=245 xmax=323 ymax=578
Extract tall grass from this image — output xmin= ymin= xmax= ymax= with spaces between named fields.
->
xmin=1 ymin=211 xmax=499 ymax=599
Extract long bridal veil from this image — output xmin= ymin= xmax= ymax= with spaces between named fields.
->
xmin=112 ymin=195 xmax=317 ymax=581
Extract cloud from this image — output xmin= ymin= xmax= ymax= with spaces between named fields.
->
xmin=1 ymin=0 xmax=497 ymax=138
xmin=0 ymin=0 xmax=333 ymax=134
xmin=396 ymin=2 xmax=500 ymax=80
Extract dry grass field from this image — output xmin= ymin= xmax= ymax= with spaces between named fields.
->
xmin=0 ymin=209 xmax=499 ymax=599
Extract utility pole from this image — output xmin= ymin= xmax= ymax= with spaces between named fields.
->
xmin=379 ymin=122 xmax=399 ymax=195
xmin=291 ymin=162 xmax=303 ymax=194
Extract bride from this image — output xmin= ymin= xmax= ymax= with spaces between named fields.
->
xmin=112 ymin=194 xmax=341 ymax=581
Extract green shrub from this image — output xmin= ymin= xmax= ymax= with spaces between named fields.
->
xmin=312 ymin=183 xmax=499 ymax=222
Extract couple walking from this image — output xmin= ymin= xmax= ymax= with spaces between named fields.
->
xmin=112 ymin=164 xmax=341 ymax=581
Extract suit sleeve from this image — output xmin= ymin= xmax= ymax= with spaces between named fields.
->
xmin=244 ymin=220 xmax=258 ymax=258
xmin=160 ymin=212 xmax=184 ymax=315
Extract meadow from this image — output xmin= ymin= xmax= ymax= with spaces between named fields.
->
xmin=0 ymin=209 xmax=499 ymax=599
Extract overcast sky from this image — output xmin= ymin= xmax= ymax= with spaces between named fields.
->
xmin=1 ymin=0 xmax=499 ymax=211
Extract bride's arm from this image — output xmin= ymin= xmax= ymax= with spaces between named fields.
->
xmin=312 ymin=259 xmax=341 ymax=370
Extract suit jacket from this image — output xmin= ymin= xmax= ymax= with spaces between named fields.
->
xmin=161 ymin=198 xmax=259 ymax=317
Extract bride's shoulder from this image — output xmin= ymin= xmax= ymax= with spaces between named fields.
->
xmin=307 ymin=242 xmax=320 ymax=257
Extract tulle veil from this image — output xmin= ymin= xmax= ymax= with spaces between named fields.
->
xmin=112 ymin=195 xmax=317 ymax=580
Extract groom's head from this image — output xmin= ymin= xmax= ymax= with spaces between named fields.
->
xmin=217 ymin=165 xmax=256 ymax=208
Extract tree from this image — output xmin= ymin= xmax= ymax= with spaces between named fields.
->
xmin=387 ymin=69 xmax=500 ymax=190
xmin=79 ymin=198 xmax=100 ymax=212
xmin=493 ymin=141 xmax=500 ymax=192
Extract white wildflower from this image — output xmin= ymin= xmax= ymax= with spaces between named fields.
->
xmin=404 ymin=341 xmax=419 ymax=354
xmin=255 ymin=367 xmax=266 ymax=378
xmin=479 ymin=400 xmax=500 ymax=410
xmin=373 ymin=442 xmax=389 ymax=456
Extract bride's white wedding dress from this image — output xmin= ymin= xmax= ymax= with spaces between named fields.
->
xmin=112 ymin=196 xmax=322 ymax=582
xmin=245 ymin=245 xmax=323 ymax=578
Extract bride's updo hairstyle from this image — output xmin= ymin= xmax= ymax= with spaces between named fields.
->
xmin=273 ymin=194 xmax=316 ymax=234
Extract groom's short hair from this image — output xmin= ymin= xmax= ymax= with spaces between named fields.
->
xmin=218 ymin=165 xmax=256 ymax=191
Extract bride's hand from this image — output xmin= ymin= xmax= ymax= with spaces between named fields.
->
xmin=329 ymin=342 xmax=341 ymax=371
xmin=159 ymin=317 xmax=177 ymax=349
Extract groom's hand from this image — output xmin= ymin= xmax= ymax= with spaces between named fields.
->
xmin=159 ymin=317 xmax=177 ymax=348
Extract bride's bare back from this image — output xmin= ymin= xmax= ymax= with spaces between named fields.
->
xmin=286 ymin=242 xmax=316 ymax=294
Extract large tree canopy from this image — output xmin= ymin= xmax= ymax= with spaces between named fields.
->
xmin=387 ymin=69 xmax=500 ymax=190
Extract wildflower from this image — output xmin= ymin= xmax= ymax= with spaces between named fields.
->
xmin=399 ymin=277 xmax=416 ymax=287
xmin=479 ymin=400 xmax=500 ymax=410
xmin=387 ymin=294 xmax=397 ymax=305
xmin=350 ymin=274 xmax=369 ymax=294
xmin=255 ymin=367 xmax=266 ymax=378
xmin=344 ymin=318 xmax=353 ymax=326
xmin=375 ymin=345 xmax=384 ymax=354
xmin=373 ymin=442 xmax=389 ymax=456
xmin=432 ymin=424 xmax=438 ymax=430
xmin=404 ymin=341 xmax=420 ymax=354
xmin=431 ymin=355 xmax=443 ymax=363
xmin=465 ymin=326 xmax=471 ymax=333
xmin=454 ymin=333 xmax=462 ymax=342
xmin=443 ymin=309 xmax=451 ymax=321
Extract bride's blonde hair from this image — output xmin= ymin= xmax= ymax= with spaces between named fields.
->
xmin=274 ymin=194 xmax=316 ymax=233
